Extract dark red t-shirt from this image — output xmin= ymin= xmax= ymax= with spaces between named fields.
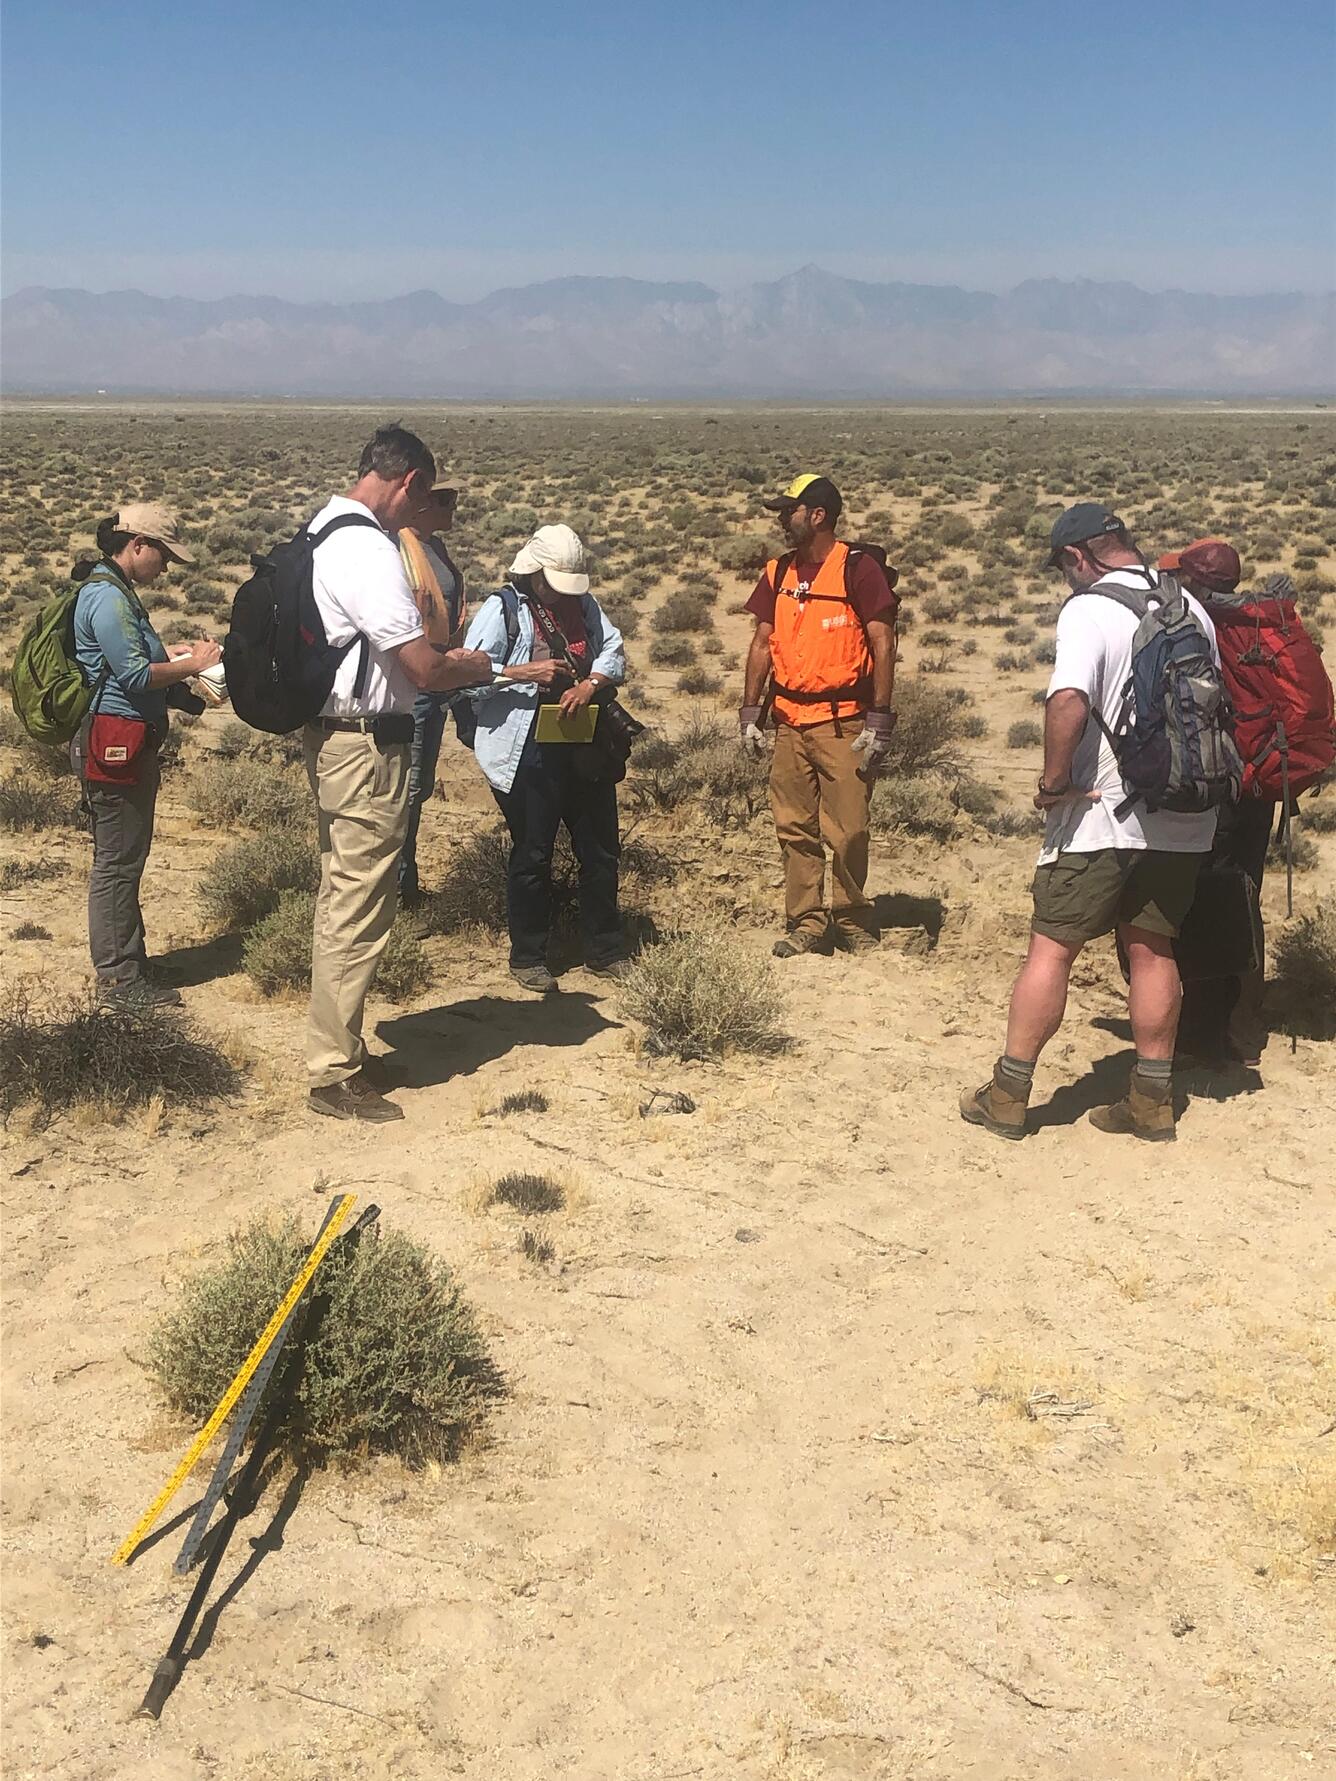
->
xmin=530 ymin=594 xmax=591 ymax=672
xmin=746 ymin=549 xmax=898 ymax=627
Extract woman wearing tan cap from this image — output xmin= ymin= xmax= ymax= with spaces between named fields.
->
xmin=71 ymin=504 xmax=221 ymax=1006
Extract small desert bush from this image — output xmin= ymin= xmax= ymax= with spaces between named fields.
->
xmin=11 ymin=920 xmax=51 ymax=940
xmin=616 ymin=930 xmax=789 ymax=1061
xmin=199 ymin=830 xmax=320 ymax=931
xmin=655 ymin=588 xmax=713 ymax=631
xmin=1 ymin=981 xmax=241 ymax=1126
xmin=243 ymin=891 xmax=431 ymax=1001
xmin=677 ymin=666 xmax=722 ymax=695
xmin=495 ymin=1089 xmax=549 ymax=1116
xmin=0 ymin=775 xmax=81 ymax=831
xmin=188 ymin=758 xmax=310 ymax=829
xmin=145 ymin=1215 xmax=499 ymax=1466
xmin=0 ymin=855 xmax=66 ymax=891
xmin=649 ymin=635 xmax=696 ymax=669
xmin=0 ymin=711 xmax=72 ymax=777
xmin=1271 ymin=899 xmax=1336 ymax=1037
xmin=1007 ymin=720 xmax=1043 ymax=749
xmin=491 ymin=1172 xmax=565 ymax=1213
xmin=882 ymin=679 xmax=967 ymax=777
xmin=1267 ymin=831 xmax=1319 ymax=874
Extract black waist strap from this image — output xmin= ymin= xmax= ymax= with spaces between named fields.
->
xmin=771 ymin=676 xmax=872 ymax=705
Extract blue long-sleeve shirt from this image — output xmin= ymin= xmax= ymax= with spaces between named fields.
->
xmin=72 ymin=567 xmax=170 ymax=722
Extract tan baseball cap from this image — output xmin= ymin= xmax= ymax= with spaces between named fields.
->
xmin=116 ymin=501 xmax=195 ymax=565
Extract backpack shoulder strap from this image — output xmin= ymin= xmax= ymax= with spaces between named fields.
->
xmin=307 ymin=513 xmax=384 ymax=548
xmin=498 ymin=584 xmax=521 ymax=661
xmin=1079 ymin=583 xmax=1153 ymax=621
xmin=770 ymin=551 xmax=797 ymax=597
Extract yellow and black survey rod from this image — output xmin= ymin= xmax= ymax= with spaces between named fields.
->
xmin=134 ymin=1200 xmax=380 ymax=1721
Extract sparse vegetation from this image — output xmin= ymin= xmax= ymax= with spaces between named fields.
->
xmin=198 ymin=830 xmax=320 ymax=930
xmin=616 ymin=929 xmax=789 ymax=1060
xmin=0 ymin=775 xmax=81 ymax=831
xmin=491 ymin=1171 xmax=565 ymax=1213
xmin=145 ymin=1215 xmax=499 ymax=1465
xmin=242 ymin=890 xmax=431 ymax=1001
xmin=1 ymin=980 xmax=241 ymax=1125
xmin=1272 ymin=898 xmax=1336 ymax=1037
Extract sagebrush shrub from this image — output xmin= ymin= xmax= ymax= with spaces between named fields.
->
xmin=145 ymin=1216 xmax=500 ymax=1465
xmin=199 ymin=830 xmax=320 ymax=930
xmin=188 ymin=759 xmax=311 ymax=829
xmin=244 ymin=891 xmax=431 ymax=1001
xmin=617 ymin=930 xmax=789 ymax=1061
xmin=1007 ymin=720 xmax=1043 ymax=749
xmin=1272 ymin=899 xmax=1336 ymax=1037
xmin=1 ymin=981 xmax=241 ymax=1125
xmin=0 ymin=775 xmax=81 ymax=831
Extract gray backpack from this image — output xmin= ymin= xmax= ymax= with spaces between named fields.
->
xmin=1082 ymin=574 xmax=1241 ymax=818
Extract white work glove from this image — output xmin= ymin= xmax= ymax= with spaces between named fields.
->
xmin=851 ymin=709 xmax=897 ymax=777
xmin=739 ymin=706 xmax=767 ymax=760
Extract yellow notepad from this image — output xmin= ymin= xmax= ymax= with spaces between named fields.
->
xmin=535 ymin=702 xmax=600 ymax=744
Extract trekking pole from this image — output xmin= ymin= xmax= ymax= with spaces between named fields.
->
xmin=134 ymin=1204 xmax=380 ymax=1720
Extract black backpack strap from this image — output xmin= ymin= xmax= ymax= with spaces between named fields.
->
xmin=498 ymin=584 xmax=521 ymax=663
xmin=770 ymin=551 xmax=797 ymax=600
xmin=307 ymin=513 xmax=384 ymax=547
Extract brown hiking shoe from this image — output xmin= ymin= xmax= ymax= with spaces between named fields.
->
xmin=1088 ymin=1072 xmax=1176 ymax=1142
xmin=959 ymin=1066 xmax=1030 ymax=1141
xmin=835 ymin=926 xmax=880 ymax=955
xmin=309 ymin=1073 xmax=405 ymax=1123
xmin=772 ymin=929 xmax=826 ymax=959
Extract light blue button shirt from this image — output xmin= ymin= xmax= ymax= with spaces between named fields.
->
xmin=460 ymin=586 xmax=625 ymax=794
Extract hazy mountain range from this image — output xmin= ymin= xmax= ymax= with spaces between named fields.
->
xmin=3 ymin=268 xmax=1332 ymax=397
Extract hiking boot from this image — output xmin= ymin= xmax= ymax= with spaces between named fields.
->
xmin=586 ymin=956 xmax=632 ymax=981
xmin=772 ymin=929 xmax=825 ymax=959
xmin=959 ymin=1067 xmax=1030 ymax=1141
xmin=510 ymin=964 xmax=559 ymax=994
xmin=1088 ymin=1073 xmax=1176 ymax=1142
xmin=99 ymin=979 xmax=183 ymax=1010
xmin=835 ymin=926 xmax=880 ymax=955
xmin=309 ymin=1074 xmax=405 ymax=1123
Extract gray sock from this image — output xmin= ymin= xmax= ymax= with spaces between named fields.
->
xmin=997 ymin=1054 xmax=1036 ymax=1090
xmin=1135 ymin=1055 xmax=1173 ymax=1083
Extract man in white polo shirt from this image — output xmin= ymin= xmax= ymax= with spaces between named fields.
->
xmin=305 ymin=425 xmax=490 ymax=1122
xmin=960 ymin=503 xmax=1222 ymax=1145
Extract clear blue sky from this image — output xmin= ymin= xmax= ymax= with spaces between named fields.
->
xmin=4 ymin=0 xmax=1333 ymax=300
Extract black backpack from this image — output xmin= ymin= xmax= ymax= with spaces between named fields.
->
xmin=223 ymin=514 xmax=381 ymax=734
xmin=770 ymin=540 xmax=900 ymax=606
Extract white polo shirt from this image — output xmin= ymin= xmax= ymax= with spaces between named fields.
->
xmin=1038 ymin=568 xmax=1220 ymax=863
xmin=309 ymin=497 xmax=424 ymax=716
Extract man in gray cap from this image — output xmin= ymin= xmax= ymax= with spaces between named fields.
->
xmin=960 ymin=504 xmax=1221 ymax=1144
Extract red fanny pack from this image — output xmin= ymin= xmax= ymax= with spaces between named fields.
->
xmin=85 ymin=714 xmax=156 ymax=785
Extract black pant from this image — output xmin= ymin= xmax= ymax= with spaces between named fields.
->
xmin=1179 ymin=799 xmax=1275 ymax=1061
xmin=493 ymin=741 xmax=622 ymax=968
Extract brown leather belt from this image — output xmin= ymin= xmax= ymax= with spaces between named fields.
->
xmin=313 ymin=714 xmax=415 ymax=743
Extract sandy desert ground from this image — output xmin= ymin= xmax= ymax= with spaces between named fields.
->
xmin=2 ymin=405 xmax=1333 ymax=1780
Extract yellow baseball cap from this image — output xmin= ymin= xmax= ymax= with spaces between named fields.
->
xmin=762 ymin=473 xmax=842 ymax=518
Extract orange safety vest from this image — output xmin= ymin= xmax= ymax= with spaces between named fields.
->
xmin=766 ymin=540 xmax=874 ymax=728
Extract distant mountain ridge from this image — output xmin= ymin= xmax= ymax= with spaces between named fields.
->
xmin=3 ymin=268 xmax=1332 ymax=396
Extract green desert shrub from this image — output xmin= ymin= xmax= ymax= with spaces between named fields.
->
xmin=1007 ymin=720 xmax=1043 ymax=749
xmin=198 ymin=831 xmax=320 ymax=931
xmin=188 ymin=758 xmax=310 ymax=829
xmin=616 ymin=930 xmax=789 ymax=1061
xmin=655 ymin=588 xmax=713 ymax=632
xmin=677 ymin=666 xmax=722 ymax=695
xmin=1 ymin=981 xmax=241 ymax=1126
xmin=716 ymin=535 xmax=770 ymax=578
xmin=145 ymin=1214 xmax=500 ymax=1466
xmin=649 ymin=635 xmax=696 ymax=669
xmin=0 ymin=775 xmax=81 ymax=831
xmin=0 ymin=711 xmax=72 ymax=778
xmin=244 ymin=891 xmax=431 ymax=1001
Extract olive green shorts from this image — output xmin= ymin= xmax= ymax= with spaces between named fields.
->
xmin=1031 ymin=848 xmax=1207 ymax=947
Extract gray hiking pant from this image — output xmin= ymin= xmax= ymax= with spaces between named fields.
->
xmin=85 ymin=754 xmax=160 ymax=988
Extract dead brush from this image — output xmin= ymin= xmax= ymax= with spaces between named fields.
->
xmin=491 ymin=1172 xmax=565 ymax=1213
xmin=0 ymin=775 xmax=82 ymax=832
xmin=1271 ymin=897 xmax=1336 ymax=1038
xmin=145 ymin=1215 xmax=502 ymax=1466
xmin=616 ymin=929 xmax=790 ymax=1061
xmin=0 ymin=979 xmax=242 ymax=1126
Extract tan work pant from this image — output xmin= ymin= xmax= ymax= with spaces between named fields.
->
xmin=303 ymin=726 xmax=412 ymax=1088
xmin=769 ymin=716 xmax=876 ymax=939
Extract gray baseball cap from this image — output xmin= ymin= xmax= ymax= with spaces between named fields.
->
xmin=1045 ymin=502 xmax=1125 ymax=568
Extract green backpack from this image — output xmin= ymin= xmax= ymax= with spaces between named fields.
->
xmin=10 ymin=579 xmax=109 ymax=745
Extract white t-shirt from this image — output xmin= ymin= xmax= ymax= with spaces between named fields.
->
xmin=309 ymin=496 xmax=424 ymax=716
xmin=1038 ymin=569 xmax=1220 ymax=863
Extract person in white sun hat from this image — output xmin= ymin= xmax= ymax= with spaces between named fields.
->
xmin=457 ymin=524 xmax=628 ymax=994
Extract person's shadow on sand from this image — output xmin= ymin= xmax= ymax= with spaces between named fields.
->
xmin=1030 ymin=1036 xmax=1262 ymax=1129
xmin=376 ymin=991 xmax=619 ymax=1087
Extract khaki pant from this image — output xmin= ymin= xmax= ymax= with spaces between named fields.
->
xmin=769 ymin=717 xmax=876 ymax=939
xmin=303 ymin=726 xmax=412 ymax=1089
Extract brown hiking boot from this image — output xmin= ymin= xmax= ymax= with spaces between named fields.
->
xmin=1088 ymin=1072 xmax=1176 ymax=1142
xmin=309 ymin=1073 xmax=404 ymax=1123
xmin=772 ymin=928 xmax=826 ymax=959
xmin=834 ymin=926 xmax=880 ymax=955
xmin=959 ymin=1066 xmax=1030 ymax=1141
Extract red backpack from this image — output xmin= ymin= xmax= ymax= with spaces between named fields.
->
xmin=1210 ymin=583 xmax=1334 ymax=801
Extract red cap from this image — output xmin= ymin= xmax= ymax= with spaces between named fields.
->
xmin=1157 ymin=537 xmax=1242 ymax=591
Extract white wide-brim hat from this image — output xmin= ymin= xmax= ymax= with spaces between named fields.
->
xmin=509 ymin=523 xmax=589 ymax=596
